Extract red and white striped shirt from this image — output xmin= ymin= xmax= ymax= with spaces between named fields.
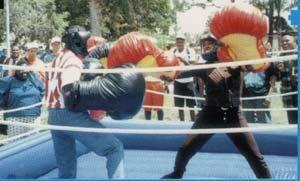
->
xmin=46 ymin=49 xmax=83 ymax=109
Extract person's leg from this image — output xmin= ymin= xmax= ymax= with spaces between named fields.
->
xmin=227 ymin=110 xmax=271 ymax=178
xmin=50 ymin=109 xmax=124 ymax=179
xmin=144 ymin=110 xmax=152 ymax=120
xmin=174 ymin=81 xmax=185 ymax=121
xmin=153 ymin=81 xmax=164 ymax=121
xmin=256 ymin=99 xmax=271 ymax=123
xmin=186 ymin=82 xmax=196 ymax=122
xmin=281 ymin=94 xmax=297 ymax=124
xmin=51 ymin=130 xmax=77 ymax=178
xmin=157 ymin=110 xmax=164 ymax=120
xmin=162 ymin=110 xmax=213 ymax=178
xmin=49 ymin=110 xmax=77 ymax=178
xmin=242 ymin=99 xmax=256 ymax=123
xmin=189 ymin=110 xmax=195 ymax=122
xmin=62 ymin=111 xmax=124 ymax=179
xmin=287 ymin=110 xmax=297 ymax=124
xmin=144 ymin=81 xmax=153 ymax=120
xmin=178 ymin=110 xmax=184 ymax=122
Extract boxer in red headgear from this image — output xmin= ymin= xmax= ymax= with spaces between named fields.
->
xmin=162 ymin=3 xmax=271 ymax=179
xmin=210 ymin=3 xmax=270 ymax=72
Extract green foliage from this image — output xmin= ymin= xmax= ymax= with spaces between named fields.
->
xmin=56 ymin=0 xmax=176 ymax=40
xmin=97 ymin=0 xmax=175 ymax=40
xmin=0 ymin=0 xmax=69 ymax=47
xmin=55 ymin=0 xmax=89 ymax=27
xmin=250 ymin=0 xmax=296 ymax=34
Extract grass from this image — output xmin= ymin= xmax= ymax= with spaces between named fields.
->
xmin=134 ymin=82 xmax=289 ymax=124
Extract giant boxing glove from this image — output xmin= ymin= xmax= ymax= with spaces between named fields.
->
xmin=108 ymin=32 xmax=180 ymax=80
xmin=87 ymin=32 xmax=180 ymax=80
xmin=107 ymin=32 xmax=161 ymax=68
xmin=81 ymin=57 xmax=104 ymax=81
xmin=63 ymin=63 xmax=145 ymax=120
xmin=210 ymin=3 xmax=270 ymax=72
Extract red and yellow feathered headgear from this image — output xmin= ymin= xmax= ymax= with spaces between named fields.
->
xmin=210 ymin=3 xmax=270 ymax=72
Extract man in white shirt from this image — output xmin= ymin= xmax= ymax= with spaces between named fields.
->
xmin=171 ymin=35 xmax=197 ymax=122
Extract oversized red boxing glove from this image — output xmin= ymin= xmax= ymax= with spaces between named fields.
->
xmin=87 ymin=36 xmax=107 ymax=52
xmin=210 ymin=3 xmax=270 ymax=72
xmin=107 ymin=32 xmax=161 ymax=68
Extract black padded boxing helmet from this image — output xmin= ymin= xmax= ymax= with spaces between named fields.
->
xmin=62 ymin=26 xmax=91 ymax=57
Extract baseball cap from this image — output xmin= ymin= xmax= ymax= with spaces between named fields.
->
xmin=51 ymin=36 xmax=61 ymax=44
xmin=26 ymin=42 xmax=39 ymax=50
xmin=176 ymin=34 xmax=185 ymax=40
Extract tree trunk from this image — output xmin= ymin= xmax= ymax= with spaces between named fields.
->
xmin=89 ymin=0 xmax=101 ymax=36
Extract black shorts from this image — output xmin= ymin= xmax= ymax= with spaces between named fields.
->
xmin=174 ymin=81 xmax=196 ymax=108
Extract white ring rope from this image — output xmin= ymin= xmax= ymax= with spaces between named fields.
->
xmin=266 ymin=49 xmax=297 ymax=55
xmin=0 ymin=120 xmax=296 ymax=135
xmin=0 ymin=101 xmax=297 ymax=114
xmin=146 ymin=89 xmax=298 ymax=101
xmin=0 ymin=102 xmax=44 ymax=114
xmin=143 ymin=105 xmax=298 ymax=111
xmin=0 ymin=129 xmax=40 ymax=144
xmin=0 ymin=54 xmax=297 ymax=74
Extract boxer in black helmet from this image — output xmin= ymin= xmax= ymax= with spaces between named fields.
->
xmin=46 ymin=26 xmax=145 ymax=179
xmin=62 ymin=25 xmax=91 ymax=57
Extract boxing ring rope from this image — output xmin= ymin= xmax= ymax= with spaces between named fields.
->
xmin=0 ymin=100 xmax=297 ymax=115
xmin=0 ymin=102 xmax=44 ymax=114
xmin=142 ymin=105 xmax=298 ymax=112
xmin=145 ymin=89 xmax=298 ymax=101
xmin=0 ymin=54 xmax=297 ymax=74
xmin=266 ymin=49 xmax=297 ymax=55
xmin=0 ymin=120 xmax=296 ymax=135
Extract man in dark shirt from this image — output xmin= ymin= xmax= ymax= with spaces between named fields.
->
xmin=162 ymin=42 xmax=271 ymax=179
xmin=242 ymin=64 xmax=277 ymax=123
xmin=276 ymin=34 xmax=297 ymax=124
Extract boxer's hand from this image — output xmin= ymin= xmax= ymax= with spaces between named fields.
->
xmin=276 ymin=62 xmax=284 ymax=71
xmin=209 ymin=67 xmax=231 ymax=84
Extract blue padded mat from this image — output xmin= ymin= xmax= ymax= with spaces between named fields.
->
xmin=39 ymin=150 xmax=297 ymax=179
xmin=0 ymin=119 xmax=297 ymax=179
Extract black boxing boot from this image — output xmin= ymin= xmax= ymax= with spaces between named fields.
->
xmin=161 ymin=148 xmax=188 ymax=179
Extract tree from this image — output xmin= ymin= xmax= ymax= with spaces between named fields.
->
xmin=95 ymin=0 xmax=175 ymax=40
xmin=0 ymin=0 xmax=69 ymax=47
xmin=55 ymin=0 xmax=176 ymax=40
xmin=250 ymin=0 xmax=296 ymax=46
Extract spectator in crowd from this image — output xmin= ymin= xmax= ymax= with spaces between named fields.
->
xmin=0 ymin=48 xmax=7 ymax=78
xmin=143 ymin=76 xmax=164 ymax=121
xmin=43 ymin=36 xmax=62 ymax=64
xmin=242 ymin=64 xmax=277 ymax=123
xmin=25 ymin=42 xmax=46 ymax=81
xmin=3 ymin=46 xmax=21 ymax=76
xmin=0 ymin=59 xmax=44 ymax=136
xmin=0 ymin=48 xmax=7 ymax=64
xmin=37 ymin=44 xmax=47 ymax=61
xmin=5 ymin=46 xmax=21 ymax=64
xmin=276 ymin=34 xmax=298 ymax=124
xmin=171 ymin=35 xmax=197 ymax=122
